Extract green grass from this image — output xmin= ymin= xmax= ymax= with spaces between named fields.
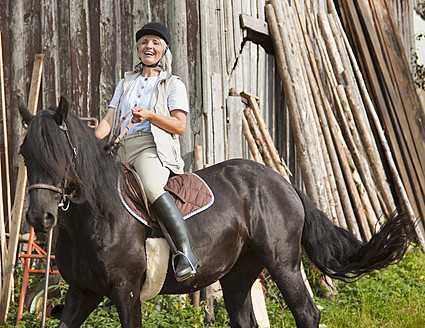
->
xmin=4 ymin=245 xmax=425 ymax=327
xmin=316 ymin=245 xmax=425 ymax=328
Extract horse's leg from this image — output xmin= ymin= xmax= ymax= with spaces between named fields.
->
xmin=219 ymin=249 xmax=264 ymax=328
xmin=111 ymin=284 xmax=143 ymax=328
xmin=269 ymin=262 xmax=319 ymax=327
xmin=57 ymin=286 xmax=103 ymax=328
xmin=255 ymin=234 xmax=320 ymax=327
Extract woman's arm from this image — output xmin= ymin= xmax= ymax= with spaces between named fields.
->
xmin=95 ymin=107 xmax=115 ymax=139
xmin=131 ymin=108 xmax=186 ymax=135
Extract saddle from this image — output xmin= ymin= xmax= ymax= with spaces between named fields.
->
xmin=119 ymin=162 xmax=214 ymax=228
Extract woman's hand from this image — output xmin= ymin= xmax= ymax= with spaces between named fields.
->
xmin=131 ymin=107 xmax=151 ymax=123
xmin=131 ymin=107 xmax=187 ymax=135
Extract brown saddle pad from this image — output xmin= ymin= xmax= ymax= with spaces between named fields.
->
xmin=118 ymin=163 xmax=214 ymax=228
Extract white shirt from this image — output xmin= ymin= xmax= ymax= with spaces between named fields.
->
xmin=109 ymin=74 xmax=189 ymax=134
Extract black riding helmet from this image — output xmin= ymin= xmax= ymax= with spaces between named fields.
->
xmin=135 ymin=22 xmax=171 ymax=48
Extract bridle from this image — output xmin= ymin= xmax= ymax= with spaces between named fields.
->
xmin=27 ymin=121 xmax=78 ymax=212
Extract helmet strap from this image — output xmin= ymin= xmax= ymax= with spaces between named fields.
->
xmin=137 ymin=46 xmax=169 ymax=69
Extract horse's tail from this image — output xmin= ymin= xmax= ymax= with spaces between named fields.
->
xmin=295 ymin=187 xmax=414 ymax=281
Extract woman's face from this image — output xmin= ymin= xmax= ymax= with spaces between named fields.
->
xmin=138 ymin=35 xmax=164 ymax=66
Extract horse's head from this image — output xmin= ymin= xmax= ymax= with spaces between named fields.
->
xmin=18 ymin=95 xmax=72 ymax=232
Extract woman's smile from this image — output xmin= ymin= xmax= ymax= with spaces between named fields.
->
xmin=139 ymin=35 xmax=163 ymax=65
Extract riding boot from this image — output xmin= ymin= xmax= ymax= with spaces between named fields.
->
xmin=152 ymin=192 xmax=202 ymax=282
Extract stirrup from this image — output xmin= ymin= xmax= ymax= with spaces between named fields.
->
xmin=172 ymin=251 xmax=198 ymax=282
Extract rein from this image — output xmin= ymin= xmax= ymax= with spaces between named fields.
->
xmin=27 ymin=121 xmax=77 ymax=211
xmin=111 ymin=111 xmax=132 ymax=149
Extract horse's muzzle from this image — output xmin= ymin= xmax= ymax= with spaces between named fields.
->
xmin=26 ymin=210 xmax=57 ymax=233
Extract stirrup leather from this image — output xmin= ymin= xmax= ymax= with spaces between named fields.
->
xmin=171 ymin=251 xmax=197 ymax=281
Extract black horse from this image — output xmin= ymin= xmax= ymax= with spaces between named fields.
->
xmin=18 ymin=96 xmax=413 ymax=328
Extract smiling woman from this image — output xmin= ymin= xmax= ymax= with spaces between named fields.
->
xmin=94 ymin=22 xmax=200 ymax=283
xmin=138 ymin=35 xmax=164 ymax=68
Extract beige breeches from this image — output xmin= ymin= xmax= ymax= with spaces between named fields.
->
xmin=116 ymin=131 xmax=169 ymax=203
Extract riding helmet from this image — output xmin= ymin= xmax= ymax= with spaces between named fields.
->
xmin=136 ymin=22 xmax=171 ymax=48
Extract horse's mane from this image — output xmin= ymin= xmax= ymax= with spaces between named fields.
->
xmin=22 ymin=108 xmax=122 ymax=218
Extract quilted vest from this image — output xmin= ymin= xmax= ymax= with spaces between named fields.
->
xmin=109 ymin=70 xmax=185 ymax=174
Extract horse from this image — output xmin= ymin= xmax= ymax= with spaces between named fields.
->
xmin=17 ymin=96 xmax=414 ymax=328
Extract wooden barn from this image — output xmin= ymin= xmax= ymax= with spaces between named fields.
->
xmin=0 ymin=0 xmax=425 ymax=324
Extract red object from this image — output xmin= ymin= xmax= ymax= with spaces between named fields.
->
xmin=15 ymin=227 xmax=59 ymax=326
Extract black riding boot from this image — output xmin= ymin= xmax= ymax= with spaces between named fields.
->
xmin=152 ymin=192 xmax=202 ymax=282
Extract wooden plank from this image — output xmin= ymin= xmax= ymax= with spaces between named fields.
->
xmin=240 ymin=14 xmax=269 ymax=35
xmin=211 ymin=73 xmax=225 ymax=163
xmin=69 ymin=0 xmax=90 ymax=117
xmin=9 ymin=0 xmax=27 ymax=195
xmin=226 ymin=96 xmax=244 ymax=159
xmin=218 ymin=0 xmax=228 ymax=151
xmin=186 ymin=0 xmax=204 ymax=163
xmin=249 ymin=1 xmax=258 ymax=98
xmin=41 ymin=0 xmax=59 ymax=107
xmin=251 ymin=279 xmax=270 ymax=328
xmin=199 ymin=0 xmax=214 ymax=164
xmin=88 ymin=0 xmax=100 ymax=118
xmin=255 ymin=0 xmax=268 ymax=130
xmin=57 ymin=0 xmax=72 ymax=106
xmin=169 ymin=1 xmax=193 ymax=170
xmin=232 ymin=0 xmax=243 ymax=62
xmin=0 ymin=32 xmax=10 ymax=281
xmin=0 ymin=54 xmax=44 ymax=325
xmin=99 ymin=0 xmax=118 ymax=115
xmin=224 ymin=0 xmax=236 ymax=74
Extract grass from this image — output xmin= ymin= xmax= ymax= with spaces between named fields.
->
xmin=4 ymin=245 xmax=425 ymax=327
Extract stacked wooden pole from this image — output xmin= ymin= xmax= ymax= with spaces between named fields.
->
xmin=0 ymin=32 xmax=7 ymax=298
xmin=332 ymin=0 xmax=425 ymax=248
xmin=263 ymin=0 xmax=424 ymax=248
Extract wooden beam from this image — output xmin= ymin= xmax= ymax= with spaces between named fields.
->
xmin=240 ymin=14 xmax=274 ymax=55
xmin=0 ymin=54 xmax=44 ymax=325
xmin=0 ymin=31 xmax=8 ymax=293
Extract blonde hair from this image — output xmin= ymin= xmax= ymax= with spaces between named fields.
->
xmin=135 ymin=35 xmax=172 ymax=73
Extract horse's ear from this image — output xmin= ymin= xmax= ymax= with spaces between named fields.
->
xmin=54 ymin=96 xmax=69 ymax=126
xmin=17 ymin=95 xmax=33 ymax=125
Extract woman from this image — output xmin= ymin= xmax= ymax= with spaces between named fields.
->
xmin=95 ymin=22 xmax=201 ymax=282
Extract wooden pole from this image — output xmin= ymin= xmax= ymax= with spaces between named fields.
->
xmin=0 ymin=32 xmax=11 ymax=231
xmin=0 ymin=54 xmax=44 ymax=324
xmin=292 ymin=0 xmax=354 ymax=231
xmin=192 ymin=146 xmax=215 ymax=324
xmin=318 ymin=12 xmax=384 ymax=222
xmin=306 ymin=10 xmax=368 ymax=239
xmin=285 ymin=6 xmax=334 ymax=218
xmin=335 ymin=86 xmax=378 ymax=227
xmin=328 ymin=0 xmax=397 ymax=215
xmin=242 ymin=115 xmax=264 ymax=164
xmin=327 ymin=0 xmax=425 ymax=248
xmin=265 ymin=2 xmax=320 ymax=205
xmin=41 ymin=228 xmax=53 ymax=328
xmin=244 ymin=108 xmax=278 ymax=173
xmin=0 ymin=32 xmax=8 ymax=290
xmin=241 ymin=91 xmax=289 ymax=179
xmin=191 ymin=146 xmax=203 ymax=310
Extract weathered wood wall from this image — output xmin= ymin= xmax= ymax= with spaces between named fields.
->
xmin=0 ymin=0 xmax=418 ymax=197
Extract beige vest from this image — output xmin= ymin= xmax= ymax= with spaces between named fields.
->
xmin=110 ymin=70 xmax=185 ymax=174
